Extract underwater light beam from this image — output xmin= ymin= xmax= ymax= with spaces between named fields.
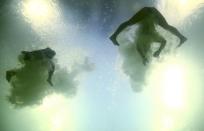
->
xmin=21 ymin=0 xmax=59 ymax=30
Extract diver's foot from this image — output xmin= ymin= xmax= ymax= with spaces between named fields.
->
xmin=153 ymin=51 xmax=160 ymax=57
xmin=143 ymin=58 xmax=149 ymax=65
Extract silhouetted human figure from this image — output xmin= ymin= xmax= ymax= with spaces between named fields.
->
xmin=110 ymin=7 xmax=187 ymax=65
xmin=21 ymin=47 xmax=56 ymax=86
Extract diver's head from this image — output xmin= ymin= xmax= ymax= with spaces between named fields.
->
xmin=45 ymin=47 xmax=56 ymax=59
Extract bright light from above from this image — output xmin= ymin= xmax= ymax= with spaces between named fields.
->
xmin=161 ymin=63 xmax=186 ymax=109
xmin=35 ymin=94 xmax=76 ymax=131
xmin=162 ymin=116 xmax=174 ymax=130
xmin=147 ymin=55 xmax=196 ymax=131
xmin=51 ymin=111 xmax=66 ymax=131
xmin=40 ymin=94 xmax=66 ymax=112
xmin=179 ymin=0 xmax=188 ymax=5
xmin=24 ymin=0 xmax=50 ymax=17
xmin=148 ymin=56 xmax=187 ymax=110
xmin=157 ymin=0 xmax=204 ymax=25
xmin=21 ymin=0 xmax=59 ymax=28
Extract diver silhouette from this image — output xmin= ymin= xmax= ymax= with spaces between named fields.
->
xmin=6 ymin=48 xmax=56 ymax=86
xmin=21 ymin=47 xmax=56 ymax=86
xmin=110 ymin=7 xmax=187 ymax=65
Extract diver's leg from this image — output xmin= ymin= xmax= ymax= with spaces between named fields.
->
xmin=153 ymin=33 xmax=166 ymax=57
xmin=136 ymin=43 xmax=149 ymax=65
xmin=136 ymin=33 xmax=154 ymax=65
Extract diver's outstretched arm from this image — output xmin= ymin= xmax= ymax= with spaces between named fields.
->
xmin=110 ymin=21 xmax=132 ymax=45
xmin=154 ymin=9 xmax=187 ymax=46
xmin=162 ymin=25 xmax=187 ymax=47
xmin=110 ymin=7 xmax=149 ymax=45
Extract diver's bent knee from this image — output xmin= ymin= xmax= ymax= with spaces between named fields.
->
xmin=161 ymin=39 xmax=166 ymax=47
xmin=161 ymin=39 xmax=166 ymax=44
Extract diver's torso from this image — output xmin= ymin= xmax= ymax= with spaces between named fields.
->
xmin=138 ymin=16 xmax=156 ymax=34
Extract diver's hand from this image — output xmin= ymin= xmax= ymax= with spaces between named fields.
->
xmin=178 ymin=36 xmax=187 ymax=47
xmin=143 ymin=57 xmax=149 ymax=66
xmin=153 ymin=50 xmax=160 ymax=57
xmin=47 ymin=79 xmax=53 ymax=86
xmin=110 ymin=34 xmax=119 ymax=46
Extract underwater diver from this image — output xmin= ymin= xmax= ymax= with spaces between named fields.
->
xmin=6 ymin=48 xmax=56 ymax=86
xmin=110 ymin=7 xmax=187 ymax=65
xmin=21 ymin=47 xmax=56 ymax=86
